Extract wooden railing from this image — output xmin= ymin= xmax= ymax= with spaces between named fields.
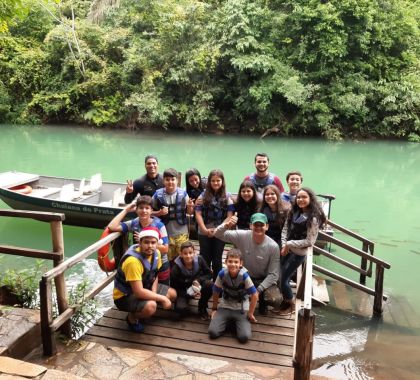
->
xmin=314 ymin=220 xmax=391 ymax=315
xmin=0 ymin=210 xmax=70 ymax=336
xmin=40 ymin=230 xmax=123 ymax=355
xmin=293 ymin=246 xmax=315 ymax=380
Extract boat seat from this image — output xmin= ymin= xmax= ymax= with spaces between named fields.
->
xmin=59 ymin=184 xmax=75 ymax=201
xmin=30 ymin=187 xmax=62 ymax=198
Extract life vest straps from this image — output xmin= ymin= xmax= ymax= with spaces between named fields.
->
xmin=174 ymin=255 xmax=199 ymax=277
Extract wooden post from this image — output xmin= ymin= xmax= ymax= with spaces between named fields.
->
xmin=40 ymin=278 xmax=55 ymax=356
xmin=50 ymin=221 xmax=71 ymax=337
xmin=294 ymin=309 xmax=315 ymax=380
xmin=360 ymin=241 xmax=368 ymax=285
xmin=373 ymin=265 xmax=384 ymax=315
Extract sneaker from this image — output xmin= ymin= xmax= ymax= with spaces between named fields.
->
xmin=126 ymin=316 xmax=144 ymax=333
xmin=258 ymin=302 xmax=268 ymax=315
xmin=198 ymin=307 xmax=210 ymax=321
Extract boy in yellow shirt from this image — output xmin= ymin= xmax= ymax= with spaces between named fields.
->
xmin=113 ymin=227 xmax=177 ymax=332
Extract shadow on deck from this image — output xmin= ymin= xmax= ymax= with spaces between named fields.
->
xmin=84 ymin=304 xmax=296 ymax=370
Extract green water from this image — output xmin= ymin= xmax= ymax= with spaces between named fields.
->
xmin=1 ymin=125 xmax=419 ymax=379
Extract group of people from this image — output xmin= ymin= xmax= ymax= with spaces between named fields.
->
xmin=109 ymin=153 xmax=326 ymax=342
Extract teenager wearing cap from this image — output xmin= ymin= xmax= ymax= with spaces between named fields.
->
xmin=214 ymin=212 xmax=282 ymax=314
xmin=113 ymin=227 xmax=177 ymax=332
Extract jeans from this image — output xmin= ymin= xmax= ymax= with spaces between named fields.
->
xmin=198 ymin=234 xmax=225 ymax=280
xmin=280 ymin=252 xmax=306 ymax=301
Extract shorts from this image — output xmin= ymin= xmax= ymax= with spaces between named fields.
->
xmin=114 ymin=283 xmax=170 ymax=312
xmin=168 ymin=233 xmax=189 ymax=261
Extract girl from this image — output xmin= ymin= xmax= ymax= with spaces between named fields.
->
xmin=234 ymin=180 xmax=259 ymax=229
xmin=185 ymin=168 xmax=205 ymax=202
xmin=277 ymin=187 xmax=326 ymax=315
xmin=259 ymin=185 xmax=290 ymax=244
xmin=195 ymin=169 xmax=234 ymax=280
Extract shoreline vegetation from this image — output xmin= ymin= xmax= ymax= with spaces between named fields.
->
xmin=0 ymin=0 xmax=419 ymax=141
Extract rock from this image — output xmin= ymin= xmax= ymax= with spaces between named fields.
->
xmin=0 ymin=356 xmax=47 ymax=377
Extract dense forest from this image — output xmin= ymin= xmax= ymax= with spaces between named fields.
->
xmin=1 ymin=0 xmax=419 ymax=140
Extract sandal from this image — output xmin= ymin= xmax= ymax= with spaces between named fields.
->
xmin=126 ymin=315 xmax=145 ymax=333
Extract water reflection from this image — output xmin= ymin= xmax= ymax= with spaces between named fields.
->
xmin=312 ymin=308 xmax=420 ymax=380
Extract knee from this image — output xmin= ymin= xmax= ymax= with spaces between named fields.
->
xmin=208 ymin=329 xmax=220 ymax=340
xmin=168 ymin=288 xmax=177 ymax=301
xmin=237 ymin=334 xmax=250 ymax=344
xmin=143 ymin=301 xmax=157 ymax=316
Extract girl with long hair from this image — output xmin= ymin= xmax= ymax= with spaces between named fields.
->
xmin=235 ymin=180 xmax=260 ymax=229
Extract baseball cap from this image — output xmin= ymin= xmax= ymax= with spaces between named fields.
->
xmin=250 ymin=213 xmax=268 ymax=224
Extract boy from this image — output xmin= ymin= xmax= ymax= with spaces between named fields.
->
xmin=108 ymin=195 xmax=170 ymax=285
xmin=113 ymin=227 xmax=177 ymax=333
xmin=281 ymin=171 xmax=303 ymax=204
xmin=153 ymin=168 xmax=194 ymax=262
xmin=170 ymin=241 xmax=213 ymax=319
xmin=208 ymin=249 xmax=258 ymax=343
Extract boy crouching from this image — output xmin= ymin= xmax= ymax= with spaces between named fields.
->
xmin=170 ymin=241 xmax=213 ymax=319
xmin=208 ymin=249 xmax=258 ymax=343
xmin=113 ymin=227 xmax=177 ymax=333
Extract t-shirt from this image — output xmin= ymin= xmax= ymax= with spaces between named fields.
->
xmin=214 ymin=224 xmax=280 ymax=292
xmin=213 ymin=267 xmax=257 ymax=311
xmin=124 ymin=174 xmax=164 ymax=203
xmin=245 ymin=173 xmax=285 ymax=194
xmin=113 ymin=248 xmax=162 ymax=300
xmin=120 ymin=216 xmax=169 ymax=246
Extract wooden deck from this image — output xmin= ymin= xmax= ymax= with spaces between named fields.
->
xmin=84 ymin=303 xmax=296 ymax=370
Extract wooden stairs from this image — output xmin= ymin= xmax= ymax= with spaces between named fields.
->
xmin=312 ymin=277 xmax=420 ymax=330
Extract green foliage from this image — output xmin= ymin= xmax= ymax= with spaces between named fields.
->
xmin=67 ymin=279 xmax=100 ymax=339
xmin=0 ymin=0 xmax=419 ymax=139
xmin=0 ymin=259 xmax=45 ymax=308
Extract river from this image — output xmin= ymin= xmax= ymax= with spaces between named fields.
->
xmin=0 ymin=124 xmax=419 ymax=379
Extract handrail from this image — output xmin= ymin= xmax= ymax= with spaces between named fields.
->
xmin=294 ymin=247 xmax=315 ymax=380
xmin=318 ymin=231 xmax=390 ymax=269
xmin=43 ymin=231 xmax=121 ymax=280
xmin=40 ymin=230 xmax=122 ymax=356
xmin=326 ymin=219 xmax=374 ymax=246
xmin=0 ymin=209 xmax=65 ymax=222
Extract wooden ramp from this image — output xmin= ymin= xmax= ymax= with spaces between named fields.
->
xmin=84 ymin=304 xmax=296 ymax=370
xmin=323 ymin=278 xmax=420 ymax=329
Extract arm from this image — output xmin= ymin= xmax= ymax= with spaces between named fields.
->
xmin=195 ymin=198 xmax=209 ymax=236
xmin=108 ymin=203 xmax=136 ymax=231
xmin=213 ymin=220 xmax=243 ymax=245
xmin=247 ymin=292 xmax=258 ymax=322
xmin=130 ymin=279 xmax=171 ymax=309
xmin=258 ymin=246 xmax=280 ymax=292
xmin=274 ymin=176 xmax=285 ymax=193
xmin=197 ymin=257 xmax=213 ymax=283
xmin=211 ymin=292 xmax=220 ymax=319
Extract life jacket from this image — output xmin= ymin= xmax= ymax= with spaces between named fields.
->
xmin=221 ymin=267 xmax=248 ymax=303
xmin=249 ymin=173 xmax=275 ymax=193
xmin=174 ymin=256 xmax=200 ymax=279
xmin=130 ymin=216 xmax=162 ymax=233
xmin=155 ymin=188 xmax=187 ymax=225
xmin=236 ymin=203 xmax=253 ymax=229
xmin=262 ymin=206 xmax=282 ymax=242
xmin=114 ymin=245 xmax=159 ymax=295
xmin=202 ymin=191 xmax=229 ymax=225
xmin=287 ymin=211 xmax=308 ymax=240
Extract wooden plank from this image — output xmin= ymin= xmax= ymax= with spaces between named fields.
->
xmin=0 ymin=245 xmax=60 ymax=260
xmin=94 ymin=317 xmax=292 ymax=356
xmin=105 ymin=308 xmax=295 ymax=336
xmin=312 ymin=276 xmax=329 ymax=304
xmin=0 ymin=209 xmax=65 ymax=222
xmin=99 ymin=314 xmax=294 ymax=346
xmin=331 ymin=282 xmax=352 ymax=311
xmin=86 ymin=325 xmax=293 ymax=367
xmin=82 ymin=335 xmax=292 ymax=369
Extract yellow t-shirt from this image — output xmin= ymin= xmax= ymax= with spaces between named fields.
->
xmin=113 ymin=248 xmax=162 ymax=300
